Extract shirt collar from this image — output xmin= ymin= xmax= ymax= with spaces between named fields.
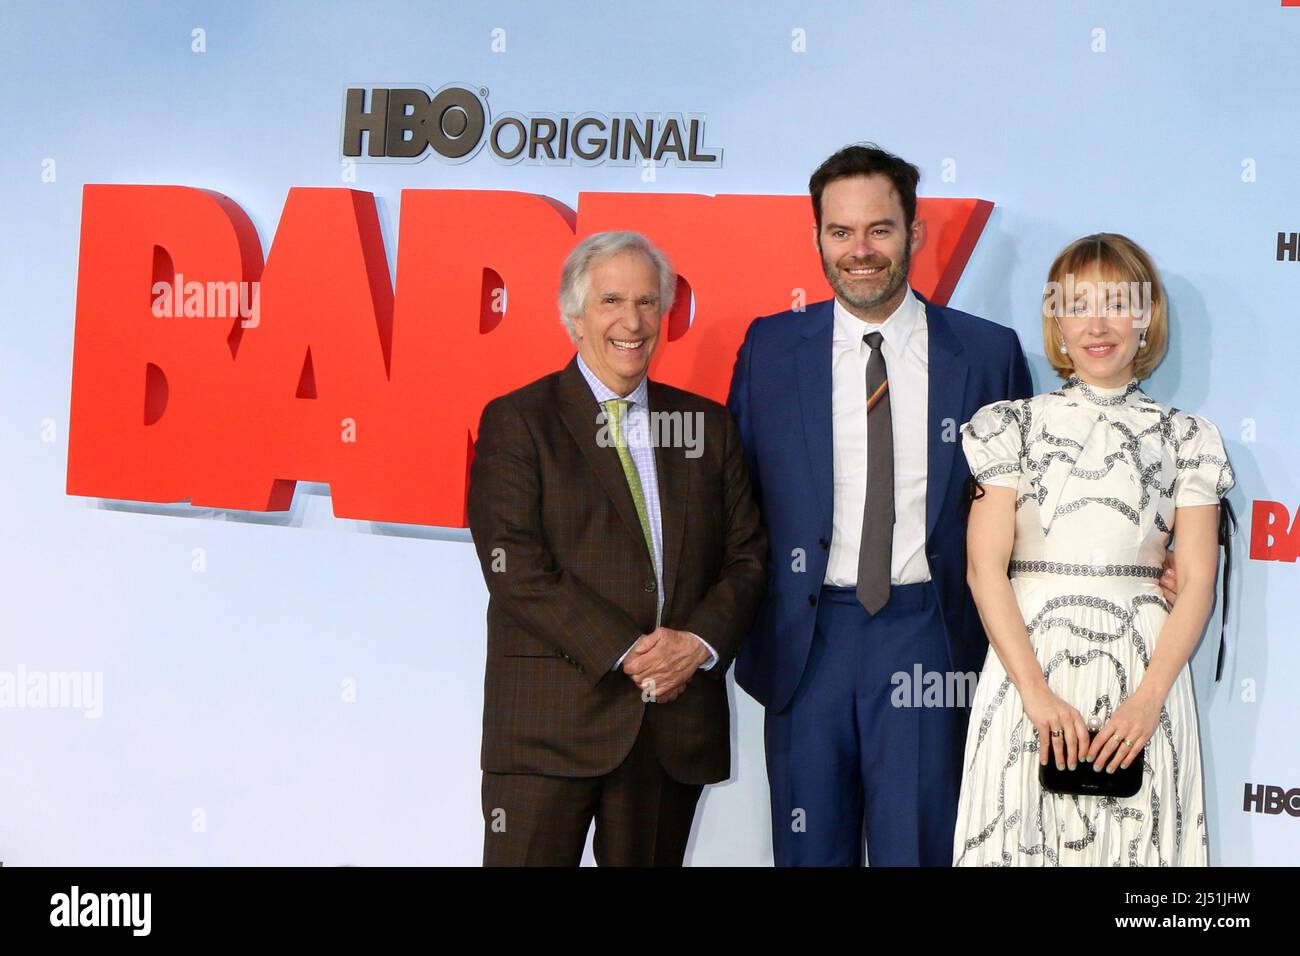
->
xmin=575 ymin=352 xmax=649 ymax=408
xmin=832 ymin=285 xmax=922 ymax=353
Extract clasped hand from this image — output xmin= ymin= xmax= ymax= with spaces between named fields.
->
xmin=1023 ymin=685 xmax=1161 ymax=773
xmin=622 ymin=627 xmax=709 ymax=703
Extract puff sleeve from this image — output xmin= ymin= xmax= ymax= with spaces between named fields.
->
xmin=1174 ymin=414 xmax=1235 ymax=507
xmin=961 ymin=400 xmax=1025 ymax=489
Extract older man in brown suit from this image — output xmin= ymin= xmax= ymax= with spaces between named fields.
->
xmin=467 ymin=231 xmax=766 ymax=867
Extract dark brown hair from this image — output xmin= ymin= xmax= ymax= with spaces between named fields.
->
xmin=809 ymin=143 xmax=920 ymax=233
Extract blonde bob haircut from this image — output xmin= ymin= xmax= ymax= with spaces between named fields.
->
xmin=1041 ymin=233 xmax=1168 ymax=381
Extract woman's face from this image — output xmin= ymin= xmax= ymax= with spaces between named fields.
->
xmin=1055 ymin=263 xmax=1147 ymax=388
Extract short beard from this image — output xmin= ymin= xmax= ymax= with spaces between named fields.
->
xmin=821 ymin=238 xmax=911 ymax=314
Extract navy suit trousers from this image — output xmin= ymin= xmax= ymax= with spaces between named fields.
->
xmin=764 ymin=582 xmax=967 ymax=866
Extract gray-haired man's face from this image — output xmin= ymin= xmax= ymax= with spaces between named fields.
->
xmin=571 ymin=250 xmax=663 ymax=396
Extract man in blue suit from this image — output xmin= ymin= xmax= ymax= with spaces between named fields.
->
xmin=727 ymin=144 xmax=1033 ymax=866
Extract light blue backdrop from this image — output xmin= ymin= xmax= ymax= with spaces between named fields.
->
xmin=1 ymin=0 xmax=1294 ymax=864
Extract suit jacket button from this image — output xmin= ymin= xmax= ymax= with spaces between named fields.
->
xmin=808 ymin=594 xmax=817 ymax=607
xmin=643 ymin=580 xmax=657 ymax=593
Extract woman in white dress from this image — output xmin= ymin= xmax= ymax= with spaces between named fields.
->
xmin=953 ymin=233 xmax=1233 ymax=866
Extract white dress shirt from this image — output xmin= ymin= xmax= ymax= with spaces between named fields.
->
xmin=824 ymin=287 xmax=932 ymax=586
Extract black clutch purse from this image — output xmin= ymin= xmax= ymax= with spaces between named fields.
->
xmin=1039 ymin=717 xmax=1143 ymax=798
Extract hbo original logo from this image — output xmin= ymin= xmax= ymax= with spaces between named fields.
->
xmin=342 ymin=84 xmax=722 ymax=167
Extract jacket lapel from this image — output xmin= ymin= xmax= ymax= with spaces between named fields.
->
xmin=556 ymin=357 xmax=652 ymax=566
xmin=795 ymin=300 xmax=836 ymax=541
xmin=924 ymin=296 xmax=970 ymax=541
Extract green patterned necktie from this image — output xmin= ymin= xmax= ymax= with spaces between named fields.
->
xmin=601 ymin=398 xmax=657 ymax=579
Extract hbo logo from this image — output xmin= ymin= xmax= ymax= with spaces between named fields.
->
xmin=1242 ymin=783 xmax=1300 ymax=816
xmin=343 ymin=86 xmax=487 ymax=160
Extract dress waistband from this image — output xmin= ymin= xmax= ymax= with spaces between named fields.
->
xmin=1008 ymin=560 xmax=1162 ymax=580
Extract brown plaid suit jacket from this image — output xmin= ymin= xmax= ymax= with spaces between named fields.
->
xmin=468 ymin=356 xmax=767 ymax=785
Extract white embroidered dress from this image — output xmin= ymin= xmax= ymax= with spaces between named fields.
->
xmin=952 ymin=375 xmax=1233 ymax=866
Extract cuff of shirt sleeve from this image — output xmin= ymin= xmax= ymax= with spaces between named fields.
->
xmin=611 ymin=642 xmax=636 ymax=671
xmin=689 ymin=632 xmax=719 ymax=671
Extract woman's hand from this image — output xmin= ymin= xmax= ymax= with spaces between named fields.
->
xmin=1086 ymin=689 xmax=1162 ymax=772
xmin=1021 ymin=684 xmax=1090 ymax=771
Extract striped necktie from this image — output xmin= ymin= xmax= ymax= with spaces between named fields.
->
xmin=857 ymin=331 xmax=893 ymax=614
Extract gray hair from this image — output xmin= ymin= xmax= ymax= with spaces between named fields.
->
xmin=557 ymin=231 xmax=677 ymax=343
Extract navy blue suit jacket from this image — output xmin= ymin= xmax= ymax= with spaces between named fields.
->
xmin=726 ymin=292 xmax=1033 ymax=713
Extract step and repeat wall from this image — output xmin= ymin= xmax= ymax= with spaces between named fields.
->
xmin=1 ymin=0 xmax=1296 ymax=864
